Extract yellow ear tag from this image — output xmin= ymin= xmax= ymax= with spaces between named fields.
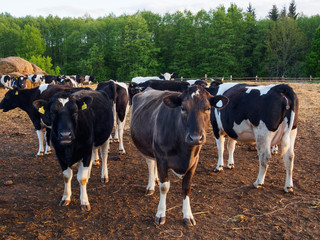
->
xmin=15 ymin=91 xmax=18 ymax=95
xmin=81 ymin=102 xmax=87 ymax=110
xmin=38 ymin=106 xmax=45 ymax=114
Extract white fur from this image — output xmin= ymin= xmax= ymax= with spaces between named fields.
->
xmin=216 ymin=83 xmax=239 ymax=95
xmin=170 ymin=169 xmax=184 ymax=179
xmin=58 ymin=98 xmax=69 ymax=107
xmin=146 ymin=158 xmax=158 ymax=192
xmin=182 ymin=196 xmax=194 ymax=221
xmin=38 ymin=84 xmax=49 ymax=94
xmin=36 ymin=130 xmax=44 ymax=156
xmin=77 ymin=161 xmax=90 ymax=206
xmin=156 ymin=181 xmax=170 ymax=220
xmin=131 ymin=76 xmax=161 ymax=84
xmin=245 ymin=85 xmax=276 ymax=96
xmin=62 ymin=167 xmax=73 ymax=202
xmin=191 ymin=89 xmax=200 ymax=98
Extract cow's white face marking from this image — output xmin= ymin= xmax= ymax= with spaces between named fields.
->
xmin=58 ymin=98 xmax=69 ymax=107
xmin=39 ymin=84 xmax=49 ymax=94
xmin=191 ymin=89 xmax=200 ymax=99
xmin=163 ymin=72 xmax=172 ymax=80
xmin=245 ymin=85 xmax=276 ymax=96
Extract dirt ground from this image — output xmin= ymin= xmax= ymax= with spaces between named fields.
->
xmin=0 ymin=83 xmax=319 ymax=240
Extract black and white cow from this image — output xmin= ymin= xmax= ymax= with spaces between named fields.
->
xmin=33 ymin=89 xmax=114 ymax=211
xmin=1 ymin=75 xmax=28 ymax=89
xmin=28 ymin=74 xmax=44 ymax=84
xmin=207 ymin=82 xmax=299 ymax=192
xmin=130 ymin=86 xmax=229 ymax=225
xmin=0 ymin=84 xmax=73 ymax=156
xmin=128 ymin=80 xmax=190 ymax=103
xmin=131 ymin=72 xmax=173 ymax=84
xmin=96 ymin=80 xmax=129 ymax=154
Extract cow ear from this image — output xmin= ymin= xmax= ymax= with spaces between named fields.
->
xmin=210 ymin=95 xmax=229 ymax=109
xmin=33 ymin=100 xmax=48 ymax=115
xmin=77 ymin=96 xmax=93 ymax=111
xmin=163 ymin=94 xmax=182 ymax=108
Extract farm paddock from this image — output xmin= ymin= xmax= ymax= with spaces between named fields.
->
xmin=0 ymin=83 xmax=319 ymax=239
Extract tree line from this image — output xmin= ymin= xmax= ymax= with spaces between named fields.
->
xmin=0 ymin=1 xmax=320 ymax=82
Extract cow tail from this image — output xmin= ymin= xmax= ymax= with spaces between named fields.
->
xmin=276 ymin=85 xmax=297 ymax=156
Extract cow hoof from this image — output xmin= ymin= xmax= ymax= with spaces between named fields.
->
xmin=253 ymin=183 xmax=263 ymax=189
xmin=101 ymin=177 xmax=109 ymax=183
xmin=145 ymin=189 xmax=155 ymax=196
xmin=94 ymin=160 xmax=100 ymax=166
xmin=213 ymin=167 xmax=223 ymax=173
xmin=59 ymin=200 xmax=71 ymax=207
xmin=227 ymin=164 xmax=234 ymax=169
xmin=119 ymin=150 xmax=126 ymax=155
xmin=81 ymin=204 xmax=91 ymax=211
xmin=45 ymin=151 xmax=52 ymax=155
xmin=183 ymin=218 xmax=196 ymax=226
xmin=113 ymin=139 xmax=119 ymax=143
xmin=155 ymin=216 xmax=166 ymax=225
xmin=284 ymin=187 xmax=294 ymax=193
xmin=36 ymin=152 xmax=44 ymax=157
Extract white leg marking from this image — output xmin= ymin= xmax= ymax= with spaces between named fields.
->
xmin=183 ymin=196 xmax=195 ymax=223
xmin=253 ymin=123 xmax=274 ymax=188
xmin=77 ymin=161 xmax=91 ymax=210
xmin=227 ymin=138 xmax=236 ymax=169
xmin=156 ymin=181 xmax=170 ymax=224
xmin=36 ymin=130 xmax=44 ymax=156
xmin=215 ymin=136 xmax=225 ymax=171
xmin=62 ymin=168 xmax=73 ymax=203
xmin=118 ymin=118 xmax=125 ymax=154
xmin=100 ymin=139 xmax=110 ymax=183
xmin=92 ymin=147 xmax=100 ymax=165
xmin=145 ymin=158 xmax=157 ymax=195
xmin=283 ymin=128 xmax=297 ymax=192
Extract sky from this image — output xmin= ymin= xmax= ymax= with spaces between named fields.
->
xmin=1 ymin=0 xmax=319 ymax=20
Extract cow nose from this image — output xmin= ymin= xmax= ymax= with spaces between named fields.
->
xmin=187 ymin=134 xmax=204 ymax=145
xmin=58 ymin=131 xmax=72 ymax=143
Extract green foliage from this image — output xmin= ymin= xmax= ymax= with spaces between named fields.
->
xmin=15 ymin=24 xmax=46 ymax=59
xmin=306 ymin=27 xmax=320 ymax=76
xmin=1 ymin=3 xmax=319 ymax=79
xmin=28 ymin=55 xmax=61 ymax=75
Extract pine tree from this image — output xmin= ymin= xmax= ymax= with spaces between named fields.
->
xmin=288 ymin=0 xmax=298 ymax=19
xmin=268 ymin=5 xmax=279 ymax=21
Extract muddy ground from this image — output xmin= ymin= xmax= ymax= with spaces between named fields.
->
xmin=0 ymin=83 xmax=319 ymax=239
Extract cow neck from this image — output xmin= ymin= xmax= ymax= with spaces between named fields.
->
xmin=18 ymin=87 xmax=41 ymax=113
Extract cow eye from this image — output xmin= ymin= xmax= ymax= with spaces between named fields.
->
xmin=181 ymin=107 xmax=187 ymax=114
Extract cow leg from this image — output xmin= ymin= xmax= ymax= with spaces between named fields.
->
xmin=145 ymin=158 xmax=157 ymax=195
xmin=214 ymin=135 xmax=226 ymax=172
xmin=182 ymin=161 xmax=198 ymax=226
xmin=253 ymin=134 xmax=273 ymax=188
xmin=155 ymin=181 xmax=170 ymax=225
xmin=283 ymin=128 xmax=297 ymax=192
xmin=111 ymin=103 xmax=117 ymax=142
xmin=35 ymin=129 xmax=44 ymax=156
xmin=44 ymin=128 xmax=52 ymax=155
xmin=117 ymin=119 xmax=126 ymax=154
xmin=100 ymin=139 xmax=110 ymax=183
xmin=271 ymin=145 xmax=279 ymax=155
xmin=227 ymin=138 xmax=236 ymax=169
xmin=60 ymin=167 xmax=73 ymax=207
xmin=77 ymin=161 xmax=91 ymax=211
xmin=92 ymin=147 xmax=100 ymax=166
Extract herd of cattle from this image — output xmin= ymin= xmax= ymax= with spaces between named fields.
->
xmin=0 ymin=73 xmax=299 ymax=226
xmin=0 ymin=74 xmax=96 ymax=89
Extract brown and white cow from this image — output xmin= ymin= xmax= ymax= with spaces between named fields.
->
xmin=130 ymin=86 xmax=228 ymax=226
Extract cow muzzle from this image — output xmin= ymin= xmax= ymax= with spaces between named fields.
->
xmin=58 ymin=131 xmax=73 ymax=144
xmin=186 ymin=134 xmax=205 ymax=145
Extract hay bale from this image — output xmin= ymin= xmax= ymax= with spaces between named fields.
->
xmin=0 ymin=56 xmax=47 ymax=77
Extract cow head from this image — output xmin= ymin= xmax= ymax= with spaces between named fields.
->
xmin=1 ymin=75 xmax=13 ymax=89
xmin=34 ymin=95 xmax=93 ymax=145
xmin=163 ymin=85 xmax=228 ymax=145
xmin=160 ymin=72 xmax=174 ymax=80
xmin=0 ymin=88 xmax=23 ymax=112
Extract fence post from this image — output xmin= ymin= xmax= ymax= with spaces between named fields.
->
xmin=256 ymin=75 xmax=258 ymax=82
xmin=282 ymin=76 xmax=285 ymax=81
xmin=205 ymin=74 xmax=207 ymax=81
xmin=181 ymin=76 xmax=183 ymax=81
xmin=310 ymin=75 xmax=312 ymax=82
xmin=230 ymin=75 xmax=232 ymax=82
